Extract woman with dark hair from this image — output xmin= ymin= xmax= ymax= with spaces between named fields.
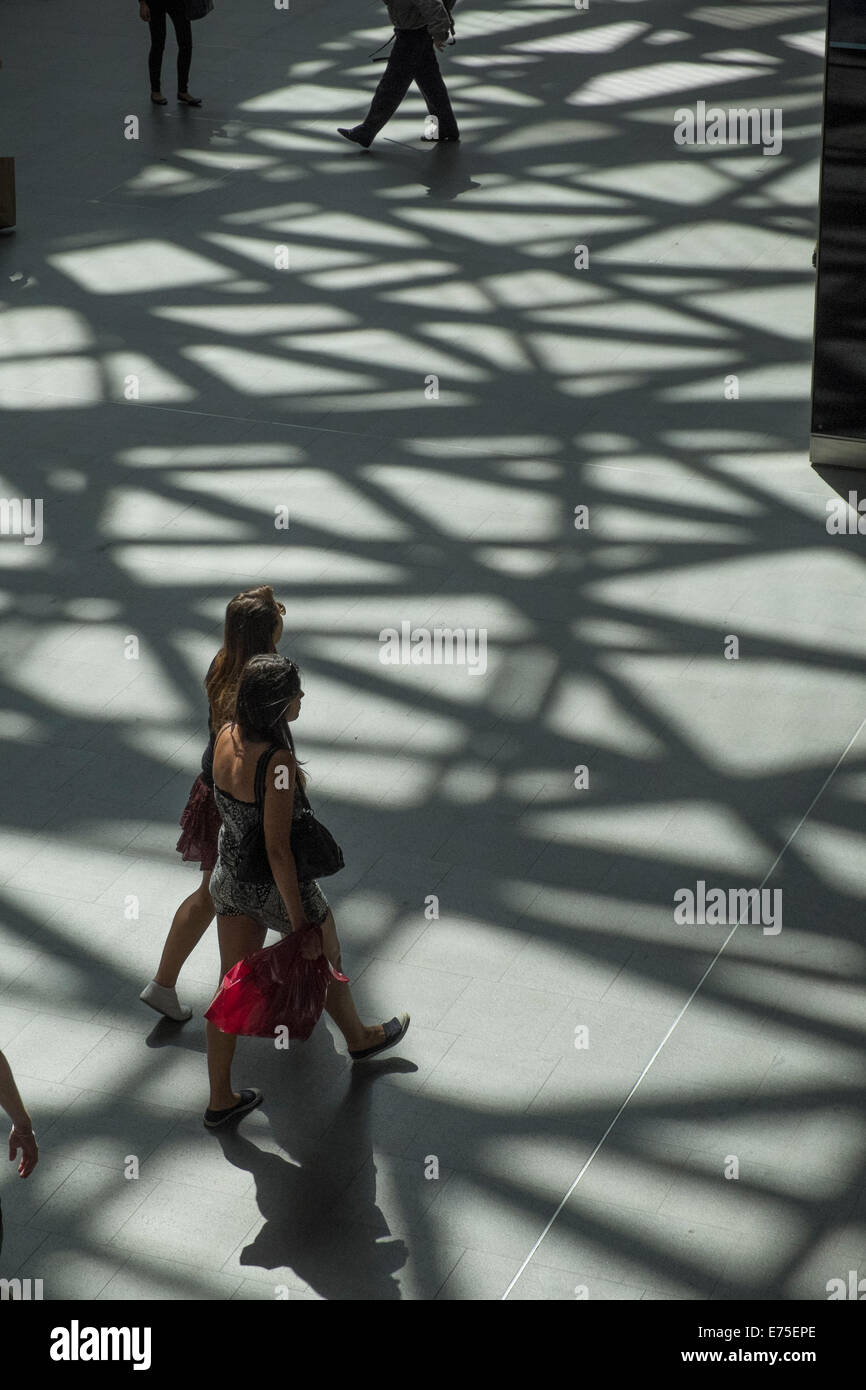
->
xmin=204 ymin=654 xmax=409 ymax=1128
xmin=140 ymin=586 xmax=286 ymax=1022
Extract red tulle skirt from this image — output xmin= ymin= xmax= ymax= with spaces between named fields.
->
xmin=176 ymin=774 xmax=222 ymax=872
xmin=205 ymin=924 xmax=349 ymax=1040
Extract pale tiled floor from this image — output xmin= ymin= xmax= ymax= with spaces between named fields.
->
xmin=1 ymin=0 xmax=865 ymax=1300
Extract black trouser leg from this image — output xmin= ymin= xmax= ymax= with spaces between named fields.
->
xmin=358 ymin=29 xmax=425 ymax=140
xmin=413 ymin=39 xmax=459 ymax=139
xmin=167 ymin=1 xmax=193 ymax=93
xmin=148 ymin=4 xmax=168 ymax=91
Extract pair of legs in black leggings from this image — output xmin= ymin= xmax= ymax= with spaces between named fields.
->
xmin=356 ymin=28 xmax=459 ymax=143
xmin=148 ymin=0 xmax=192 ymax=95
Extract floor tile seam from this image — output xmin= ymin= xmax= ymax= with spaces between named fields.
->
xmin=27 ymin=1165 xmax=163 ymax=1235
xmin=215 ymin=1211 xmax=310 ymax=1280
xmin=7 ymin=1009 xmax=113 ymax=1061
xmin=52 ymin=1073 xmax=198 ymax=1111
xmin=500 ymin=910 xmax=760 ymax=1298
xmin=373 ymin=947 xmax=525 ymax=985
xmin=74 ymin=395 xmax=497 ymax=450
xmin=0 ymin=999 xmax=40 ymax=1046
xmin=99 ymin=1256 xmax=247 ymax=1298
xmin=758 ymin=711 xmax=866 ymax=886
xmin=36 ymin=1255 xmax=122 ymax=1302
xmin=503 ymin=708 xmax=866 ymax=1295
xmin=526 ymin=1218 xmax=737 ymax=1283
xmin=1 ymin=1226 xmax=54 ymax=1279
xmin=334 ymin=1177 xmax=458 ymax=1234
xmin=0 ymin=987 xmax=144 ymax=1029
xmin=0 ymin=1090 xmax=84 ymax=1152
xmin=108 ymin=1182 xmax=262 ymax=1256
xmin=427 ymin=1244 xmax=470 ymax=1297
xmin=27 ymin=1132 xmax=177 ymax=1177
xmin=3 ymin=393 xmax=388 ymax=444
xmin=18 ymin=1156 xmax=85 ymax=1227
xmin=0 ymin=824 xmax=62 ymax=873
xmin=415 ymin=1048 xmax=542 ymax=1103
xmin=349 ymin=943 xmax=483 ymax=990
xmin=101 ymin=1162 xmax=259 ymax=1200
xmin=6 ymin=856 xmax=145 ymax=903
xmin=517 ymin=1050 xmax=567 ymax=1117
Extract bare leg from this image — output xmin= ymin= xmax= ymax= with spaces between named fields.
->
xmin=154 ymin=870 xmax=214 ymax=987
xmin=206 ymin=914 xmax=265 ymax=1110
xmin=319 ymin=909 xmax=384 ymax=1052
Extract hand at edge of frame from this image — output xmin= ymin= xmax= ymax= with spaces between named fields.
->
xmin=9 ymin=1125 xmax=38 ymax=1177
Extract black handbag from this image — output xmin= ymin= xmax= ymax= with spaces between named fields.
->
xmin=185 ymin=0 xmax=214 ymax=19
xmin=291 ymin=777 xmax=345 ymax=880
xmin=235 ymin=745 xmax=344 ymax=884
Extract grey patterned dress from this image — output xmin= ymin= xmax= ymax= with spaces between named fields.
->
xmin=210 ymin=757 xmax=329 ymax=931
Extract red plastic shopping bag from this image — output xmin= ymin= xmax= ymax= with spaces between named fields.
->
xmin=205 ymin=924 xmax=348 ymax=1040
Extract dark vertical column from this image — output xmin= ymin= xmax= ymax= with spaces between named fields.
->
xmin=811 ymin=0 xmax=866 ymax=466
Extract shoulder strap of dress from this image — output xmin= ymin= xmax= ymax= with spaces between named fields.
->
xmin=254 ymin=745 xmax=274 ymax=806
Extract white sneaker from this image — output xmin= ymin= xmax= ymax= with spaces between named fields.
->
xmin=139 ymin=980 xmax=192 ymax=1022
xmin=423 ymin=115 xmax=439 ymax=141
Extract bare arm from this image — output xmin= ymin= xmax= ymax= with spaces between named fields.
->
xmin=0 ymin=1049 xmax=38 ymax=1177
xmin=263 ymin=751 xmax=323 ymax=958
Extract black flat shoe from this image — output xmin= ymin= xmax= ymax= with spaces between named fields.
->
xmin=337 ymin=127 xmax=372 ymax=149
xmin=151 ymin=93 xmax=168 ymax=105
xmin=349 ymin=1013 xmax=410 ymax=1061
xmin=203 ymin=1088 xmax=263 ymax=1129
xmin=178 ymin=93 xmax=202 ymax=106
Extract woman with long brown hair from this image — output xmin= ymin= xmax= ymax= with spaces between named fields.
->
xmin=140 ymin=586 xmax=286 ymax=1021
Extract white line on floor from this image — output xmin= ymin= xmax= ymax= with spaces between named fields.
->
xmin=501 ymin=712 xmax=866 ymax=1298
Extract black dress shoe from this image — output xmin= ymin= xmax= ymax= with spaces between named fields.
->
xmin=337 ymin=127 xmax=372 ymax=149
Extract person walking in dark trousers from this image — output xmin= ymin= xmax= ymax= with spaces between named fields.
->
xmin=139 ymin=0 xmax=202 ymax=106
xmin=338 ymin=0 xmax=459 ymax=148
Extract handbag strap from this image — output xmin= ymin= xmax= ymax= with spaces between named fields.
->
xmin=255 ymin=743 xmax=304 ymax=822
xmin=254 ymin=744 xmax=280 ymax=814
xmin=294 ymin=770 xmax=312 ymax=812
xmin=255 ymin=744 xmax=318 ymax=838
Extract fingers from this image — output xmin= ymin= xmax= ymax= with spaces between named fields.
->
xmin=9 ymin=1133 xmax=37 ymax=1176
